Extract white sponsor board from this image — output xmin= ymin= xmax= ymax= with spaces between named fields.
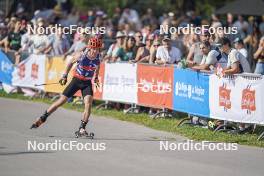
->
xmin=12 ymin=55 xmax=46 ymax=90
xmin=102 ymin=63 xmax=137 ymax=103
xmin=209 ymin=74 xmax=264 ymax=124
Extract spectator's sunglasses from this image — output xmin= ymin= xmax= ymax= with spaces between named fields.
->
xmin=153 ymin=44 xmax=160 ymax=48
xmin=135 ymin=35 xmax=143 ymax=38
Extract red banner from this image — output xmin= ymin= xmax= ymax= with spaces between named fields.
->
xmin=137 ymin=64 xmax=174 ymax=109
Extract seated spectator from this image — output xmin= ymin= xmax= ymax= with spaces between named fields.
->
xmin=192 ymin=41 xmax=223 ymax=72
xmin=220 ymin=37 xmax=251 ymax=74
xmin=103 ymin=31 xmax=126 ymax=62
xmin=253 ymin=36 xmax=264 ymax=74
xmin=133 ymin=34 xmax=153 ymax=63
xmin=149 ymin=39 xmax=161 ymax=64
xmin=155 ymin=36 xmax=181 ymax=65
xmin=122 ymin=36 xmax=136 ymax=61
xmin=233 ymin=37 xmax=248 ymax=59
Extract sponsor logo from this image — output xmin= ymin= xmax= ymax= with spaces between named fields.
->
xmin=18 ymin=63 xmax=26 ymax=79
xmin=219 ymin=83 xmax=231 ymax=111
xmin=31 ymin=63 xmax=39 ymax=79
xmin=241 ymin=85 xmax=256 ymax=114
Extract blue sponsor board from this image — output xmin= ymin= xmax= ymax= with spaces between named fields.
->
xmin=0 ymin=50 xmax=14 ymax=84
xmin=173 ymin=68 xmax=210 ymax=117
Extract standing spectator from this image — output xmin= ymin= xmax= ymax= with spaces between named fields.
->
xmin=103 ymin=31 xmax=126 ymax=62
xmin=119 ymin=8 xmax=141 ymax=31
xmin=63 ymin=30 xmax=87 ymax=59
xmin=5 ymin=20 xmax=23 ymax=64
xmin=31 ymin=21 xmax=50 ymax=55
xmin=20 ymin=23 xmax=34 ymax=54
xmin=48 ymin=27 xmax=70 ymax=56
xmin=253 ymin=36 xmax=264 ymax=74
xmin=186 ymin=30 xmax=210 ymax=66
xmin=0 ymin=23 xmax=7 ymax=47
xmin=155 ymin=36 xmax=181 ymax=64
xmin=5 ymin=20 xmax=22 ymax=52
xmin=233 ymin=37 xmax=248 ymax=59
xmin=259 ymin=15 xmax=264 ymax=36
xmin=220 ymin=37 xmax=251 ymax=74
xmin=244 ymin=24 xmax=261 ymax=69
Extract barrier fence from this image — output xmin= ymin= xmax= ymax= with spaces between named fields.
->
xmin=1 ymin=50 xmax=264 ymax=125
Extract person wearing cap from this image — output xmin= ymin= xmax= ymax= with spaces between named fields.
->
xmin=186 ymin=29 xmax=211 ymax=66
xmin=234 ymin=37 xmax=248 ymax=59
xmin=220 ymin=37 xmax=251 ymax=74
xmin=155 ymin=36 xmax=181 ymax=64
xmin=31 ymin=37 xmax=102 ymax=137
xmin=103 ymin=31 xmax=126 ymax=62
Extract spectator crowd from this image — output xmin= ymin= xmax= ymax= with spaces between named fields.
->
xmin=0 ymin=2 xmax=263 ymax=75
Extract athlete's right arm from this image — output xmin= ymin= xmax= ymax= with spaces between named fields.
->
xmin=59 ymin=51 xmax=81 ymax=85
xmin=64 ymin=51 xmax=81 ymax=75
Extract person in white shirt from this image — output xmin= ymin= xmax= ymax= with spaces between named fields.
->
xmin=219 ymin=37 xmax=251 ymax=74
xmin=192 ymin=41 xmax=225 ymax=71
xmin=155 ymin=36 xmax=181 ymax=64
xmin=233 ymin=37 xmax=248 ymax=59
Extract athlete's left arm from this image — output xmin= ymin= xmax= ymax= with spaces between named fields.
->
xmin=94 ymin=64 xmax=100 ymax=80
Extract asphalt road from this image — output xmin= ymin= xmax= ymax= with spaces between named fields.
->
xmin=0 ymin=97 xmax=263 ymax=176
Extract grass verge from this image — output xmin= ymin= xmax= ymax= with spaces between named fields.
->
xmin=0 ymin=90 xmax=264 ymax=147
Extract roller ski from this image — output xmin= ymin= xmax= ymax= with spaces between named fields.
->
xmin=75 ymin=128 xmax=94 ymax=139
xmin=75 ymin=120 xmax=94 ymax=138
xmin=30 ymin=111 xmax=49 ymax=129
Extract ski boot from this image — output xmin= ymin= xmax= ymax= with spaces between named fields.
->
xmin=30 ymin=111 xmax=49 ymax=129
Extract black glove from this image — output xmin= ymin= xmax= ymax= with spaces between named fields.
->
xmin=59 ymin=74 xmax=67 ymax=86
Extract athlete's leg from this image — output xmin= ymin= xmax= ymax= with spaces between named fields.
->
xmin=31 ymin=78 xmax=80 ymax=129
xmin=82 ymin=95 xmax=93 ymax=123
xmin=46 ymin=95 xmax=68 ymax=114
xmin=78 ymin=80 xmax=93 ymax=132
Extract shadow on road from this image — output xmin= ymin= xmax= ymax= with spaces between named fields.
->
xmin=0 ymin=151 xmax=55 ymax=156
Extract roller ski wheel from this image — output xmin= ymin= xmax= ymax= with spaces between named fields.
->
xmin=75 ymin=129 xmax=94 ymax=139
xmin=30 ymin=118 xmax=44 ymax=129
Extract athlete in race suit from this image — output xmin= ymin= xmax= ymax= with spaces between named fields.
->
xmin=30 ymin=37 xmax=102 ymax=135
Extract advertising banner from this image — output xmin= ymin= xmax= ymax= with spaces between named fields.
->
xmin=12 ymin=54 xmax=46 ymax=90
xmin=0 ymin=50 xmax=14 ymax=85
xmin=209 ymin=75 xmax=264 ymax=124
xmin=173 ymin=69 xmax=210 ymax=117
xmin=103 ymin=63 xmax=137 ymax=103
xmin=137 ymin=64 xmax=174 ymax=109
